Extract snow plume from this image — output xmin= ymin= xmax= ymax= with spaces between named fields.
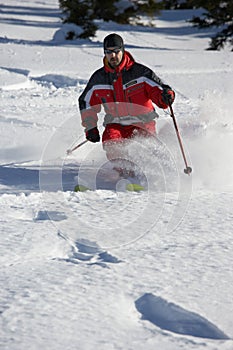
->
xmin=188 ymin=88 xmax=233 ymax=191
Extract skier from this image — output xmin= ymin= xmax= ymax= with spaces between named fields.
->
xmin=79 ymin=33 xmax=175 ymax=165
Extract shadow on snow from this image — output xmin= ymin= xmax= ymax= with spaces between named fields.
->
xmin=56 ymin=233 xmax=122 ymax=268
xmin=0 ymin=4 xmax=61 ymax=28
xmin=135 ymin=293 xmax=230 ymax=340
xmin=0 ymin=164 xmax=79 ymax=193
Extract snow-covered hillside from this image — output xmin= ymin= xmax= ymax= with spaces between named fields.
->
xmin=0 ymin=1 xmax=233 ymax=349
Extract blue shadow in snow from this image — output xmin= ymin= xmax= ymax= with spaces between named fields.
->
xmin=135 ymin=293 xmax=230 ymax=340
xmin=56 ymin=234 xmax=122 ymax=267
xmin=0 ymin=165 xmax=39 ymax=192
xmin=0 ymin=4 xmax=61 ymax=28
xmin=0 ymin=164 xmax=78 ymax=193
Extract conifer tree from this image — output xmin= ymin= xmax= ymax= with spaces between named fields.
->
xmin=188 ymin=0 xmax=233 ymax=50
xmin=59 ymin=0 xmax=98 ymax=38
xmin=59 ymin=0 xmax=162 ymax=39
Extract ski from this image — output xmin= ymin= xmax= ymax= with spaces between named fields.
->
xmin=74 ymin=182 xmax=145 ymax=192
xmin=73 ymin=159 xmax=147 ymax=192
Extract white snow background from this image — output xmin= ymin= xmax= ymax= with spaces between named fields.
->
xmin=0 ymin=1 xmax=233 ymax=349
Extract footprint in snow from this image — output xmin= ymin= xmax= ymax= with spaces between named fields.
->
xmin=57 ymin=233 xmax=122 ymax=267
xmin=135 ymin=293 xmax=230 ymax=340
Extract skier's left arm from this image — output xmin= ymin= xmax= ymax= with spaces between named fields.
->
xmin=144 ymin=67 xmax=175 ymax=108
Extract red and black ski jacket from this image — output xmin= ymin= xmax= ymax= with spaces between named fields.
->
xmin=79 ymin=51 xmax=170 ymax=130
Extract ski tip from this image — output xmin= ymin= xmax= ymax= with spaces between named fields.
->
xmin=126 ymin=183 xmax=145 ymax=192
xmin=74 ymin=184 xmax=90 ymax=192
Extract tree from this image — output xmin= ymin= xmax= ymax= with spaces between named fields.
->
xmin=59 ymin=0 xmax=162 ymax=39
xmin=188 ymin=0 xmax=233 ymax=50
xmin=58 ymin=0 xmax=98 ymax=38
xmin=162 ymin=0 xmax=193 ymax=9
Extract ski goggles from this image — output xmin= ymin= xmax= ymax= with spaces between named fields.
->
xmin=104 ymin=47 xmax=122 ymax=54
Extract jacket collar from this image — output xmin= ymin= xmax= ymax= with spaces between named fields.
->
xmin=103 ymin=50 xmax=135 ymax=73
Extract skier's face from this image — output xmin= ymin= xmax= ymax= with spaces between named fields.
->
xmin=105 ymin=47 xmax=123 ymax=68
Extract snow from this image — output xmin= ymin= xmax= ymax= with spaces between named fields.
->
xmin=0 ymin=1 xmax=233 ymax=349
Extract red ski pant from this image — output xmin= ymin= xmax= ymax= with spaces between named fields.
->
xmin=102 ymin=121 xmax=156 ymax=160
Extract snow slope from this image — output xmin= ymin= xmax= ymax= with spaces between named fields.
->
xmin=0 ymin=1 xmax=233 ymax=349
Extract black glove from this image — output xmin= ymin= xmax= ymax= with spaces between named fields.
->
xmin=86 ymin=127 xmax=100 ymax=143
xmin=162 ymin=85 xmax=175 ymax=106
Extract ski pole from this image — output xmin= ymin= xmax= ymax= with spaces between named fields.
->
xmin=169 ymin=104 xmax=192 ymax=175
xmin=66 ymin=139 xmax=88 ymax=155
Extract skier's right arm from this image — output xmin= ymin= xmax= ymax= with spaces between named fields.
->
xmin=78 ymin=72 xmax=102 ymax=132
